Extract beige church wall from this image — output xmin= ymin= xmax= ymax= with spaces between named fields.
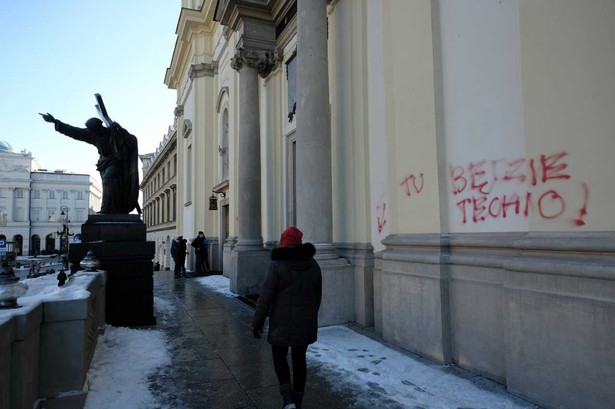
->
xmin=438 ymin=0 xmax=528 ymax=233
xmin=180 ymin=85 xmax=196 ymax=252
xmin=381 ymin=0 xmax=442 ymax=235
xmin=192 ymin=74 xmax=218 ymax=241
xmin=260 ymin=68 xmax=285 ymax=245
xmin=215 ymin=41 xmax=237 ymax=243
xmin=438 ymin=0 xmax=615 ymax=233
xmin=519 ymin=0 xmax=615 ymax=232
xmin=366 ymin=0 xmax=389 ymax=252
xmin=328 ymin=0 xmax=372 ymax=245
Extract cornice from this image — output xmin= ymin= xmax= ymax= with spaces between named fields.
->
xmin=189 ymin=61 xmax=219 ymax=79
xmin=140 ymin=133 xmax=178 ymax=185
xmin=216 ymin=0 xmax=273 ymax=30
xmin=165 ymin=3 xmax=218 ymax=89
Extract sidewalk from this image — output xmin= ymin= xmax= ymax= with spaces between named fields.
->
xmin=149 ymin=270 xmax=369 ymax=409
xmin=87 ymin=270 xmax=540 ymax=409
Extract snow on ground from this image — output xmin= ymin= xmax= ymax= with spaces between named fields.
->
xmin=310 ymin=326 xmax=532 ymax=409
xmin=196 ymin=275 xmax=534 ymax=409
xmin=84 ymin=324 xmax=171 ymax=409
xmin=194 ymin=274 xmax=236 ymax=297
xmin=81 ymin=275 xmax=534 ymax=409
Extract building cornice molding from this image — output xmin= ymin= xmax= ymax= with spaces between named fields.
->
xmin=165 ymin=3 xmax=218 ymax=89
xmin=216 ymin=0 xmax=274 ymax=30
xmin=189 ymin=61 xmax=219 ymax=79
xmin=140 ymin=134 xmax=178 ymax=186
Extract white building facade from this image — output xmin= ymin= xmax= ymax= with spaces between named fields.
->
xmin=0 ymin=144 xmax=101 ymax=256
xmin=163 ymin=2 xmax=615 ymax=408
xmin=140 ymin=128 xmax=178 ymax=270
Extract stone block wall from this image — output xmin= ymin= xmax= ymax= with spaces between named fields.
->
xmin=378 ymin=232 xmax=615 ymax=409
xmin=0 ymin=271 xmax=106 ymax=409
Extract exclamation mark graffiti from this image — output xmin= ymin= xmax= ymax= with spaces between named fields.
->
xmin=377 ymin=203 xmax=387 ymax=234
xmin=573 ymin=182 xmax=589 ymax=226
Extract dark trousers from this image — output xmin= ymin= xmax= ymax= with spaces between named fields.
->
xmin=174 ymin=257 xmax=186 ymax=275
xmin=272 ymin=344 xmax=308 ymax=392
xmin=195 ymin=252 xmax=210 ymax=274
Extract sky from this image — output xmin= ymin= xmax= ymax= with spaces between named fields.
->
xmin=0 ymin=1 xmax=180 ymax=179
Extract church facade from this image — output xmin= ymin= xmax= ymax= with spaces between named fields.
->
xmin=161 ymin=1 xmax=615 ymax=407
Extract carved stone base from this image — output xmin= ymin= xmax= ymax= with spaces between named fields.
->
xmin=69 ymin=215 xmax=155 ymax=327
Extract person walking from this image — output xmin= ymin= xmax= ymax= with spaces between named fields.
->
xmin=252 ymin=227 xmax=322 ymax=409
xmin=191 ymin=231 xmax=210 ymax=275
xmin=173 ymin=236 xmax=187 ymax=278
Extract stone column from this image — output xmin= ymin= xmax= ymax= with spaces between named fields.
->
xmin=229 ymin=48 xmax=277 ymax=294
xmin=296 ymin=0 xmax=333 ymax=251
xmin=24 ymin=188 xmax=30 ymax=224
xmin=9 ymin=188 xmax=15 ymax=222
xmin=231 ymin=49 xmax=263 ymax=249
xmin=295 ymin=0 xmax=355 ymax=325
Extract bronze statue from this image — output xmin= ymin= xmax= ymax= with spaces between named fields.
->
xmin=40 ymin=95 xmax=141 ymax=215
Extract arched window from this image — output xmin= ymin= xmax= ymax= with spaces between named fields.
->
xmin=221 ymin=108 xmax=229 ymax=180
xmin=13 ymin=235 xmax=23 ymax=256
xmin=31 ymin=235 xmax=40 ymax=256
xmin=45 ymin=234 xmax=55 ymax=254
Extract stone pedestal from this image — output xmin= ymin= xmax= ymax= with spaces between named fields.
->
xmin=317 ymin=256 xmax=354 ymax=326
xmin=230 ymin=249 xmax=270 ymax=295
xmin=68 ymin=214 xmax=155 ymax=327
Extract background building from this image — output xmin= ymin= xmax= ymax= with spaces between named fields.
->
xmin=0 ymin=141 xmax=101 ymax=255
xmin=140 ymin=127 xmax=178 ymax=270
xmin=162 ymin=1 xmax=615 ymax=408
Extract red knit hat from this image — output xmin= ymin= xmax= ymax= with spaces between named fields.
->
xmin=279 ymin=227 xmax=303 ymax=247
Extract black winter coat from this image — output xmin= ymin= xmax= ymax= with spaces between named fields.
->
xmin=252 ymin=243 xmax=322 ymax=347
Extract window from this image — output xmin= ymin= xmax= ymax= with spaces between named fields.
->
xmin=77 ymin=191 xmax=84 ymax=200
xmin=31 ymin=208 xmax=41 ymax=221
xmin=62 ymin=191 xmax=69 ymax=200
xmin=32 ymin=189 xmax=40 ymax=199
xmin=287 ymin=137 xmax=297 ymax=226
xmin=186 ymin=144 xmax=192 ymax=203
xmin=15 ymin=189 xmax=24 ymax=199
xmin=286 ymin=50 xmax=297 ymax=122
xmin=220 ymin=109 xmax=229 ymax=180
xmin=48 ymin=190 xmax=55 ymax=199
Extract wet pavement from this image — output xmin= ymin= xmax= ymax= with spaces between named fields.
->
xmin=149 ymin=270 xmax=375 ymax=409
xmin=147 ymin=270 xmax=535 ymax=409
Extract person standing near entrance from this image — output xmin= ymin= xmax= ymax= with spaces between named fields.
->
xmin=172 ymin=236 xmax=187 ymax=278
xmin=252 ymin=227 xmax=322 ymax=409
xmin=191 ymin=231 xmax=210 ymax=275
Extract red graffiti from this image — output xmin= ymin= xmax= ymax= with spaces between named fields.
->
xmin=377 ymin=203 xmax=387 ymax=234
xmin=450 ymin=151 xmax=588 ymax=226
xmin=400 ymin=173 xmax=424 ymax=196
xmin=573 ymin=183 xmax=589 ymax=226
xmin=450 ymin=151 xmax=571 ymax=196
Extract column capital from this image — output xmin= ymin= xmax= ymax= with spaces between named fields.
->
xmin=189 ymin=62 xmax=218 ymax=79
xmin=230 ymin=47 xmax=279 ymax=78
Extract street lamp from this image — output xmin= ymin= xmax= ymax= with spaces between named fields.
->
xmin=56 ymin=207 xmax=74 ymax=269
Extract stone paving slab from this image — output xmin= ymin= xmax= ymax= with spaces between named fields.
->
xmin=151 ymin=271 xmax=371 ymax=409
